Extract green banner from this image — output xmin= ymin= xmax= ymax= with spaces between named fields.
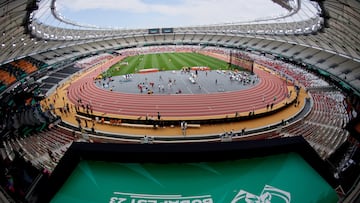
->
xmin=51 ymin=153 xmax=337 ymax=203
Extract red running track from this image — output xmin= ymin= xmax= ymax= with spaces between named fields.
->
xmin=67 ymin=67 xmax=289 ymax=118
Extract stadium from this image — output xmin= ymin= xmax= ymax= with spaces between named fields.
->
xmin=0 ymin=0 xmax=360 ymax=202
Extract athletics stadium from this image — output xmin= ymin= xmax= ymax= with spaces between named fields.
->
xmin=0 ymin=0 xmax=360 ymax=203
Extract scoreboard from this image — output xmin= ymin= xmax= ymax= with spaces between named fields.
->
xmin=161 ymin=28 xmax=173 ymax=33
xmin=148 ymin=28 xmax=174 ymax=34
xmin=148 ymin=28 xmax=160 ymax=34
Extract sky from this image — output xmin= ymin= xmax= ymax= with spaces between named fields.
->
xmin=49 ymin=0 xmax=290 ymax=29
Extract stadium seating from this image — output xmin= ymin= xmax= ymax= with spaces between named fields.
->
xmin=280 ymin=90 xmax=350 ymax=158
xmin=10 ymin=60 xmax=38 ymax=74
xmin=0 ymin=70 xmax=17 ymax=86
xmin=0 ymin=0 xmax=360 ymax=201
xmin=2 ymin=125 xmax=74 ymax=171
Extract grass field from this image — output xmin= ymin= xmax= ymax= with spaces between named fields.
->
xmin=103 ymin=52 xmax=244 ymax=77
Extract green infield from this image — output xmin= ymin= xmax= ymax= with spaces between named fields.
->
xmin=103 ymin=52 xmax=243 ymax=77
xmin=51 ymin=153 xmax=338 ymax=203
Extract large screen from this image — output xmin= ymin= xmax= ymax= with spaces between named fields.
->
xmin=51 ymin=153 xmax=338 ymax=203
xmin=162 ymin=28 xmax=173 ymax=33
xmin=148 ymin=28 xmax=160 ymax=34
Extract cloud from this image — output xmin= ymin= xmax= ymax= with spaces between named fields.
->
xmin=50 ymin=0 xmax=292 ymax=28
xmin=58 ymin=0 xmax=284 ymax=18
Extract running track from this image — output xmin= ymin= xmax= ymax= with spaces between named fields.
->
xmin=66 ymin=64 xmax=289 ymax=118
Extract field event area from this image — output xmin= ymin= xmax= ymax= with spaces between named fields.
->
xmin=96 ymin=53 xmax=256 ymax=94
xmin=104 ymin=52 xmax=239 ymax=76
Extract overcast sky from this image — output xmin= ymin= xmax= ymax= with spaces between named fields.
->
xmin=51 ymin=0 xmax=289 ymax=29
